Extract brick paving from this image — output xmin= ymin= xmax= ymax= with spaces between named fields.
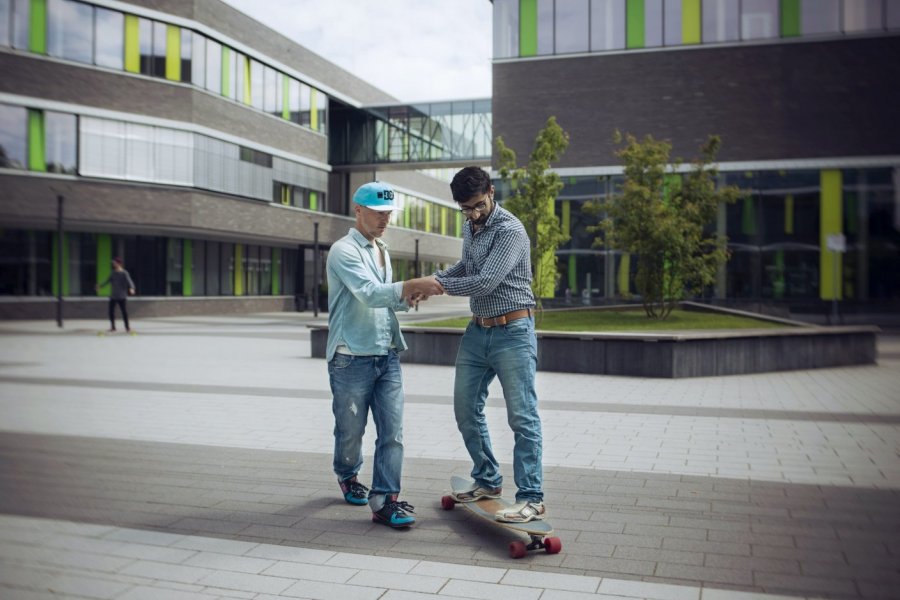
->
xmin=0 ymin=303 xmax=898 ymax=599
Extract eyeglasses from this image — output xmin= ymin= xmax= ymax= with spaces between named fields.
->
xmin=459 ymin=195 xmax=492 ymax=215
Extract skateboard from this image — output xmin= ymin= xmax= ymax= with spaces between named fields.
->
xmin=441 ymin=475 xmax=562 ymax=558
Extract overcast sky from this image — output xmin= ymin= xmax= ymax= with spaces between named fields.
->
xmin=221 ymin=0 xmax=493 ymax=103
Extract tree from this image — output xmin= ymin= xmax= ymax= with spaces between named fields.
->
xmin=495 ymin=116 xmax=570 ymax=313
xmin=590 ymin=132 xmax=741 ymax=319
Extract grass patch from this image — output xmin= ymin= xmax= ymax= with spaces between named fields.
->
xmin=409 ymin=308 xmax=788 ymax=332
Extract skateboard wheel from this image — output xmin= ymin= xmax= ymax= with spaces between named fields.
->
xmin=440 ymin=495 xmax=455 ymax=511
xmin=509 ymin=540 xmax=527 ymax=559
xmin=544 ymin=536 xmax=562 ymax=554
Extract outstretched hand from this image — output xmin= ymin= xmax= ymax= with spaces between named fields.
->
xmin=402 ymin=275 xmax=444 ymax=307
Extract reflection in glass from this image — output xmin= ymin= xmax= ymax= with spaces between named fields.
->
xmin=493 ymin=0 xmax=518 ymax=58
xmin=555 ymin=0 xmax=589 ymax=54
xmin=11 ymin=0 xmax=27 ymax=49
xmin=95 ymin=6 xmax=123 ymax=69
xmin=191 ymin=31 xmax=205 ymax=87
xmin=0 ymin=103 xmax=27 ymax=169
xmin=591 ymin=0 xmax=625 ymax=51
xmin=644 ymin=0 xmax=663 ymax=47
xmin=740 ymin=0 xmax=778 ymax=40
xmin=537 ymin=0 xmax=554 ymax=55
xmin=702 ymin=0 xmax=739 ymax=42
xmin=843 ymin=0 xmax=883 ymax=32
xmin=801 ymin=0 xmax=839 ymax=35
xmin=288 ymin=77 xmax=300 ymax=123
xmin=47 ymin=0 xmax=93 ymax=64
xmin=664 ymin=0 xmax=683 ymax=45
xmin=250 ymin=59 xmax=263 ymax=109
xmin=152 ymin=21 xmax=166 ymax=77
xmin=180 ymin=28 xmax=191 ymax=82
xmin=138 ymin=17 xmax=152 ymax=75
xmin=263 ymin=65 xmax=277 ymax=114
xmin=45 ymin=111 xmax=77 ymax=174
xmin=1 ymin=0 xmax=12 ymax=47
xmin=205 ymin=38 xmax=221 ymax=93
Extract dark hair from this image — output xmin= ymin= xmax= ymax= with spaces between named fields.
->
xmin=450 ymin=166 xmax=492 ymax=202
xmin=112 ymin=257 xmax=123 ymax=265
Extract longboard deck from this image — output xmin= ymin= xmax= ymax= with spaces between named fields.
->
xmin=449 ymin=475 xmax=553 ymax=537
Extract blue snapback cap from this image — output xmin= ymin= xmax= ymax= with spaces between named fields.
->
xmin=352 ymin=181 xmax=401 ymax=212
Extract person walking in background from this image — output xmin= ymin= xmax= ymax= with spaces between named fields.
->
xmin=434 ymin=166 xmax=546 ymax=523
xmin=96 ymin=257 xmax=136 ymax=333
xmin=326 ymin=181 xmax=443 ymax=528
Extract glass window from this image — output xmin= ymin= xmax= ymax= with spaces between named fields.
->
xmin=260 ymin=246 xmax=272 ymax=295
xmin=250 ymin=59 xmax=264 ymax=109
xmin=138 ymin=18 xmax=152 ymax=75
xmin=556 ymin=0 xmax=589 ymax=54
xmin=124 ymin=122 xmax=154 ymax=181
xmin=801 ymin=0 xmax=839 ymax=35
xmin=45 ymin=111 xmax=76 ymax=174
xmin=843 ymin=0 xmax=883 ymax=32
xmin=537 ymin=0 xmax=554 ymax=55
xmin=166 ymin=238 xmax=183 ymax=296
xmin=11 ymin=0 xmax=27 ymax=49
xmin=317 ymin=93 xmax=328 ymax=134
xmin=191 ymin=31 xmax=205 ymax=87
xmin=0 ymin=103 xmax=26 ymax=169
xmin=155 ymin=128 xmax=193 ymax=184
xmin=192 ymin=239 xmax=206 ymax=295
xmin=644 ymin=0 xmax=663 ymax=47
xmin=205 ymin=38 xmax=221 ymax=93
xmin=234 ymin=51 xmax=245 ymax=103
xmin=94 ymin=6 xmax=123 ymax=69
xmin=890 ymin=1 xmax=900 ymax=29
xmin=702 ymin=0 xmax=739 ymax=42
xmin=152 ymin=21 xmax=166 ymax=77
xmin=263 ymin=65 xmax=277 ymax=113
xmin=47 ymin=0 xmax=93 ymax=64
xmin=205 ymin=241 xmax=220 ymax=295
xmin=220 ymin=242 xmax=234 ymax=296
xmin=0 ymin=230 xmax=53 ymax=296
xmin=664 ymin=0 xmax=683 ymax=45
xmin=180 ymin=28 xmax=191 ymax=83
xmin=0 ymin=0 xmax=9 ymax=47
xmin=79 ymin=116 xmax=125 ymax=178
xmin=493 ymin=0 xmax=518 ymax=58
xmin=591 ymin=0 xmax=625 ymax=51
xmin=741 ymin=0 xmax=778 ymax=40
xmin=288 ymin=77 xmax=301 ymax=123
xmin=298 ymin=80 xmax=311 ymax=127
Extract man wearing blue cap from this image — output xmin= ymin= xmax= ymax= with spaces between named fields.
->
xmin=326 ymin=180 xmax=443 ymax=528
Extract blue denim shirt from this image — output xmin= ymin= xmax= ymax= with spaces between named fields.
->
xmin=325 ymin=228 xmax=409 ymax=362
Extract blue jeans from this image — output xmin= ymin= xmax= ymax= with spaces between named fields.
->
xmin=329 ymin=350 xmax=404 ymax=511
xmin=453 ymin=317 xmax=543 ymax=502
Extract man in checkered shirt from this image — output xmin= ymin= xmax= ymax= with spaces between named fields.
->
xmin=433 ymin=166 xmax=546 ymax=524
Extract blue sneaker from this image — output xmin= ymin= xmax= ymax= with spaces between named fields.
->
xmin=338 ymin=476 xmax=369 ymax=506
xmin=371 ymin=495 xmax=416 ymax=528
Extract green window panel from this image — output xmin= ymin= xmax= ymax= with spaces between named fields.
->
xmin=96 ymin=234 xmax=112 ymax=296
xmin=124 ymin=15 xmax=140 ymax=73
xmin=819 ymin=169 xmax=842 ymax=300
xmin=617 ymin=253 xmax=631 ymax=295
xmin=626 ymin=0 xmax=645 ymax=49
xmin=30 ymin=0 xmax=46 ymax=53
xmin=182 ymin=239 xmax=193 ymax=296
xmin=243 ymin=57 xmax=251 ymax=104
xmin=425 ymin=202 xmax=432 ymax=232
xmin=272 ymin=247 xmax=281 ymax=295
xmin=165 ymin=25 xmax=180 ymax=81
xmin=781 ymin=0 xmax=800 ymax=37
xmin=310 ymin=88 xmax=318 ymax=131
xmin=561 ymin=200 xmax=571 ymax=236
xmin=309 ymin=191 xmax=318 ymax=211
xmin=682 ymin=0 xmax=701 ymax=44
xmin=221 ymin=46 xmax=231 ymax=97
xmin=440 ymin=207 xmax=448 ymax=235
xmin=27 ymin=109 xmax=45 ymax=172
xmin=282 ymin=76 xmax=290 ymax=120
xmin=568 ymin=254 xmax=577 ymax=293
xmin=519 ymin=0 xmax=537 ymax=57
xmin=234 ymin=244 xmax=244 ymax=296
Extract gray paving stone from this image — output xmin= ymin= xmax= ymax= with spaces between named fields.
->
xmin=752 ymin=571 xmax=859 ymax=596
xmin=655 ymin=562 xmax=754 ymax=586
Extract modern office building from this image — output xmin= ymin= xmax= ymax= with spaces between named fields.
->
xmin=491 ymin=0 xmax=900 ymax=315
xmin=0 ymin=0 xmax=490 ymax=318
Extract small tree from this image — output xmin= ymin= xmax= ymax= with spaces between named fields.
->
xmin=590 ymin=132 xmax=740 ymax=319
xmin=495 ymin=116 xmax=570 ymax=314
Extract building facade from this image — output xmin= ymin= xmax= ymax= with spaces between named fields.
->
xmin=0 ymin=0 xmax=488 ymax=318
xmin=492 ymin=0 xmax=900 ymax=315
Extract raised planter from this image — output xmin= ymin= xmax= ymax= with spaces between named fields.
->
xmin=309 ymin=325 xmax=879 ymax=378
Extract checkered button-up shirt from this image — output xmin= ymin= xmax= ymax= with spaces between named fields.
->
xmin=435 ymin=205 xmax=535 ymax=318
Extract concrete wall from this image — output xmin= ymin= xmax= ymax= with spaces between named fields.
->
xmin=309 ymin=326 xmax=879 ymax=378
xmin=493 ymin=36 xmax=900 ymax=168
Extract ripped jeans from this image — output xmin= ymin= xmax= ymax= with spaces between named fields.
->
xmin=328 ymin=350 xmax=404 ymax=511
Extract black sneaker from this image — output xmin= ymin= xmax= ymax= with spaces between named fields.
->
xmin=371 ymin=495 xmax=416 ymax=528
xmin=338 ymin=476 xmax=369 ymax=506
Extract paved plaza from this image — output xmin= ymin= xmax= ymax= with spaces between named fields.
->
xmin=0 ymin=298 xmax=899 ymax=599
